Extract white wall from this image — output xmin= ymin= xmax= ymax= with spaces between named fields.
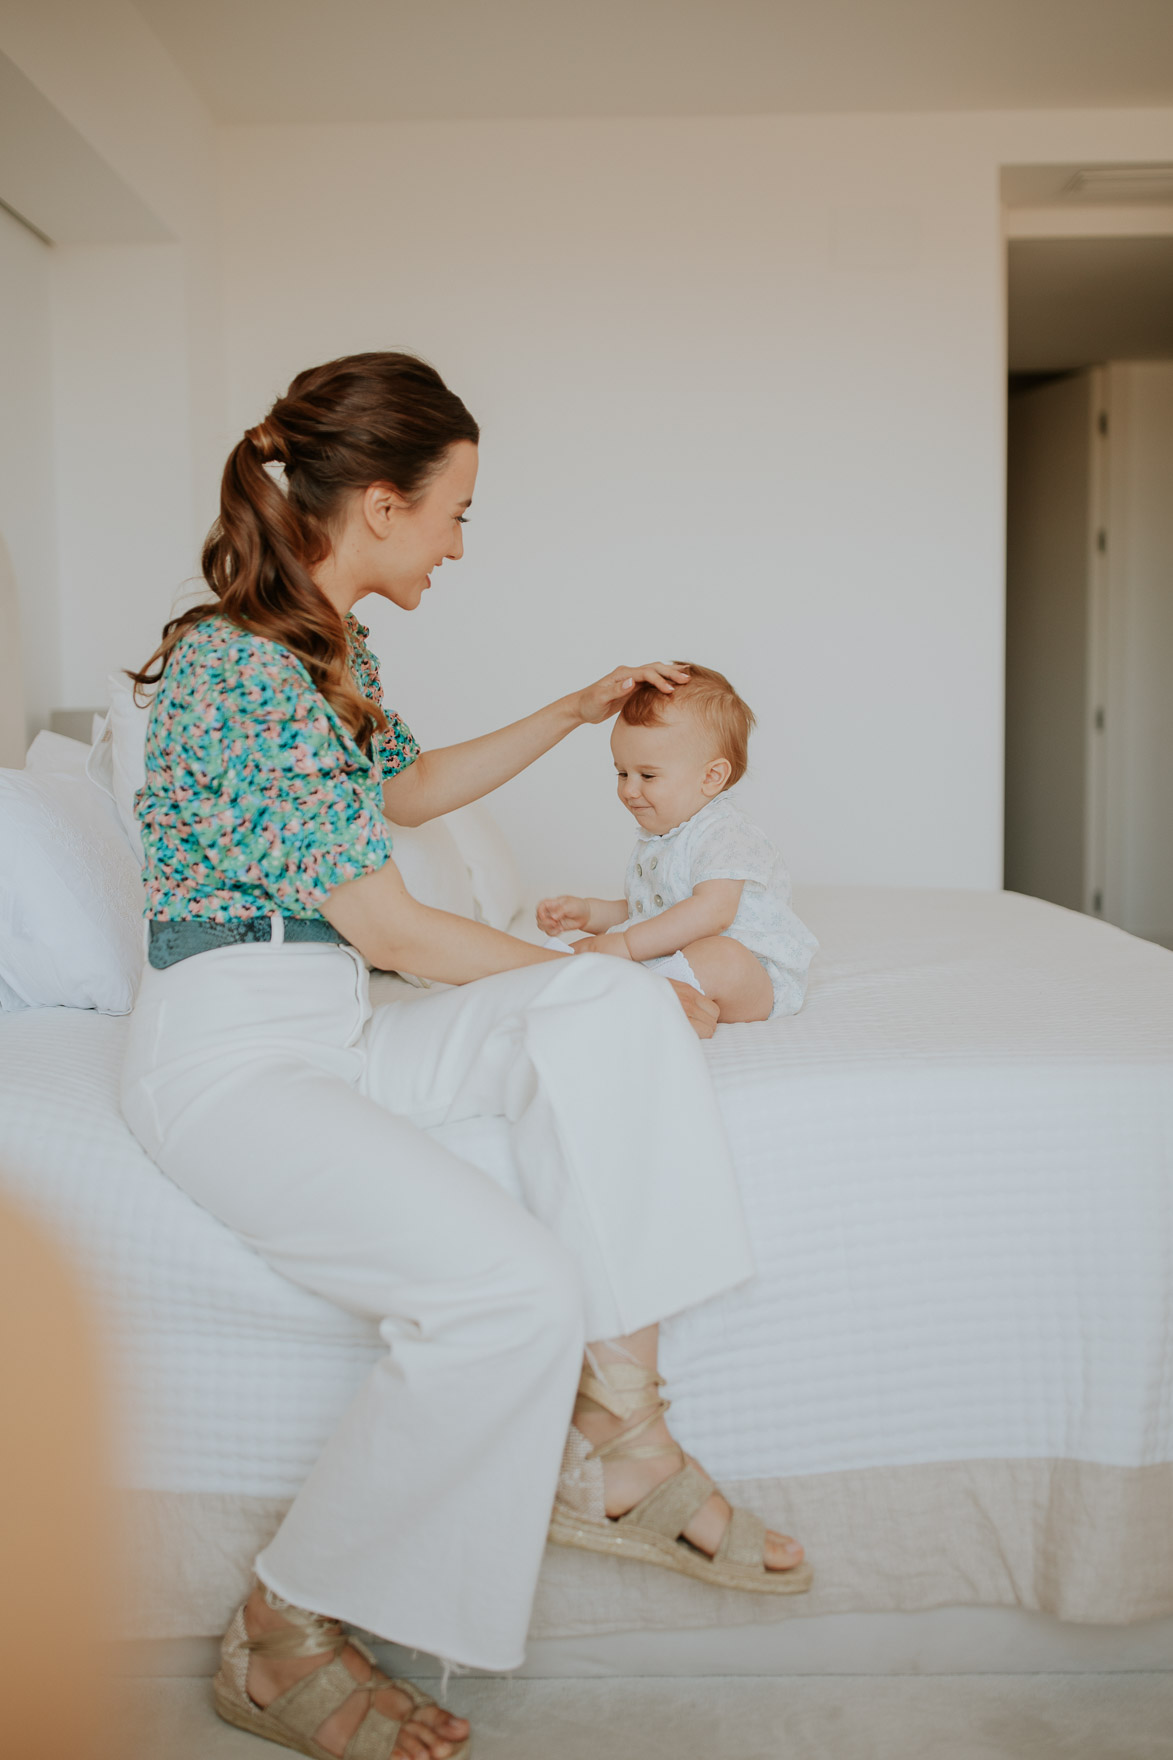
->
xmin=0 ymin=0 xmax=223 ymax=719
xmin=0 ymin=203 xmax=58 ymax=742
xmin=218 ymin=107 xmax=1173 ymax=895
xmin=50 ymin=242 xmax=201 ymax=705
xmin=5 ymin=14 xmax=1171 ymax=897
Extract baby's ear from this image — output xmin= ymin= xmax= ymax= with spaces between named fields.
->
xmin=701 ymin=756 xmax=733 ymax=797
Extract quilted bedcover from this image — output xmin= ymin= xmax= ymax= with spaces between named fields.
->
xmin=1 ymin=886 xmax=1171 ymax=1639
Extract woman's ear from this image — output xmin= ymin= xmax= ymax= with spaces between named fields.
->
xmin=363 ymin=481 xmax=412 ymax=537
xmin=701 ymin=756 xmax=733 ymax=798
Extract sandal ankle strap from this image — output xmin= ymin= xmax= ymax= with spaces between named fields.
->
xmin=248 ymin=1586 xmax=348 ymax=1662
xmin=576 ymin=1360 xmax=666 ymax=1422
xmin=575 ymin=1359 xmax=680 ymax=1465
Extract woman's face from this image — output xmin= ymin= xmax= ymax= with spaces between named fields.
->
xmin=349 ymin=440 xmax=479 ymax=613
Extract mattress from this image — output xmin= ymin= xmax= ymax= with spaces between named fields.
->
xmin=2 ymin=886 xmax=1172 ymax=1639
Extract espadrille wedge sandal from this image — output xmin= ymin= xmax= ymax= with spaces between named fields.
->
xmin=549 ymin=1359 xmax=812 ymax=1596
xmin=213 ymin=1585 xmax=470 ymax=1759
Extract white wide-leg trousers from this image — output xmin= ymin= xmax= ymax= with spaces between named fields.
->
xmin=121 ymin=940 xmax=752 ymax=1670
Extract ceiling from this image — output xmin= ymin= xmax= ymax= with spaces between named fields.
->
xmin=1008 ymin=236 xmax=1173 ymax=370
xmin=0 ymin=51 xmax=170 ymax=244
xmin=132 ymin=0 xmax=1173 ymax=125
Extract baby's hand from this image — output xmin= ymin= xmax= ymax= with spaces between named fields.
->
xmin=572 ymin=933 xmax=633 ymax=961
xmin=536 ymin=895 xmax=591 ymax=935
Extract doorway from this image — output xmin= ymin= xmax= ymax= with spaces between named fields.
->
xmin=1003 ymin=175 xmax=1173 ymax=949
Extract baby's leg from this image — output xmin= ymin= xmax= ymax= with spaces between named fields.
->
xmin=680 ymin=936 xmax=773 ymax=1023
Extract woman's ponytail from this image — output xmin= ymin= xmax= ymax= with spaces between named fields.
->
xmin=129 ymin=353 xmax=479 ymax=748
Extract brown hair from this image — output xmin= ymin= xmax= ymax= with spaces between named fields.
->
xmin=621 ymin=663 xmax=756 ymax=788
xmin=129 ymin=352 xmax=479 ymax=748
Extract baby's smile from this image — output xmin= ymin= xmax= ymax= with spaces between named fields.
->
xmin=611 ymin=709 xmax=723 ymax=838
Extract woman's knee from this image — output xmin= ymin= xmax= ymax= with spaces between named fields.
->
xmin=568 ymin=949 xmax=674 ymax=1011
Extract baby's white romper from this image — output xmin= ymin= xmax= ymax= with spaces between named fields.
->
xmin=618 ymin=792 xmax=818 ymax=1017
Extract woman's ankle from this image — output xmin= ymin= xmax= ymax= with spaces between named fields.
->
xmin=574 ymin=1402 xmax=670 ymax=1450
xmin=244 ymin=1582 xmax=288 ymax=1636
xmin=596 ymin=1446 xmax=682 ymax=1517
xmin=242 ymin=1583 xmax=344 ymax=1707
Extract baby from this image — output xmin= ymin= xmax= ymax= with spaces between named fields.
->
xmin=537 ymin=664 xmax=818 ymax=1023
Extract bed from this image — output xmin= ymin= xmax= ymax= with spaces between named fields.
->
xmin=2 ymin=842 xmax=1171 ymax=1670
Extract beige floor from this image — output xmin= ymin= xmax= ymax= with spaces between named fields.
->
xmin=111 ymin=1673 xmax=1173 ymax=1760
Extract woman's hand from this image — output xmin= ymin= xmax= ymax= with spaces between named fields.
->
xmin=668 ymin=980 xmax=720 ymax=1039
xmin=573 ymin=662 xmax=691 ymax=726
xmin=536 ymin=895 xmax=591 ymax=935
xmin=381 ymin=665 xmax=690 ymax=826
xmin=572 ymin=933 xmax=633 ymax=960
xmin=572 ymin=935 xmax=717 ymax=1035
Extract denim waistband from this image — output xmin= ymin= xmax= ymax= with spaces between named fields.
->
xmin=147 ymin=915 xmax=348 ymax=970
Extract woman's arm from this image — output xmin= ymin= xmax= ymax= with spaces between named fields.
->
xmin=323 ymin=858 xmax=562 ymax=983
xmin=381 ymin=662 xmax=689 ymax=826
xmin=321 ymin=860 xmax=720 ymax=1038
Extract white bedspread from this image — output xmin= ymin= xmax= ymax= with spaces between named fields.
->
xmin=1 ymin=888 xmax=1170 ymax=1500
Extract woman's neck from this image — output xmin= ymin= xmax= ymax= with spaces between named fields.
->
xmin=310 ymin=553 xmax=369 ymax=623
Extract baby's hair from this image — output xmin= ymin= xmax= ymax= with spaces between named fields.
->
xmin=620 ymin=663 xmax=756 ymax=788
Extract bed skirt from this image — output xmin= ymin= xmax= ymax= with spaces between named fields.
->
xmin=114 ymin=1457 xmax=1173 ymax=1643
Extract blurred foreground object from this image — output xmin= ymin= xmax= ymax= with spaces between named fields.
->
xmin=0 ymin=1187 xmax=114 ymax=1759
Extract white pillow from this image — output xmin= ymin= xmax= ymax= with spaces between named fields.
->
xmin=442 ymin=801 xmax=524 ymax=931
xmin=0 ymin=971 xmax=27 ymax=1011
xmin=87 ymin=670 xmax=150 ymax=864
xmin=25 ymin=730 xmax=91 ymax=779
xmin=378 ymin=816 xmax=478 ymax=990
xmin=386 ymin=817 xmax=477 ymax=918
xmin=0 ymin=751 xmax=145 ymax=1014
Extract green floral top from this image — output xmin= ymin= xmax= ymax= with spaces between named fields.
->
xmin=137 ymin=613 xmax=419 ymax=922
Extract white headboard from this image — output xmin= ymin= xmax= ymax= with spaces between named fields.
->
xmin=0 ymin=532 xmax=25 ymax=767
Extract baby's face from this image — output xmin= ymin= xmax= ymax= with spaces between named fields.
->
xmin=611 ymin=709 xmax=726 ymax=836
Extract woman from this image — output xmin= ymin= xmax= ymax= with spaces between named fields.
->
xmin=122 ymin=353 xmax=808 ymax=1760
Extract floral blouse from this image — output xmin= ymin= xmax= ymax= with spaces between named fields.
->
xmin=137 ymin=613 xmax=419 ymax=922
